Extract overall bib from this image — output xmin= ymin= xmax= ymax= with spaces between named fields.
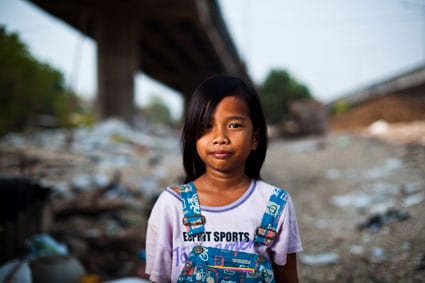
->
xmin=177 ymin=183 xmax=288 ymax=283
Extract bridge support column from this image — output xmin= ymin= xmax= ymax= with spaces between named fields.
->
xmin=94 ymin=2 xmax=138 ymax=124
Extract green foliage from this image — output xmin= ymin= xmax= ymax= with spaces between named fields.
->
xmin=140 ymin=97 xmax=172 ymax=125
xmin=0 ymin=26 xmax=76 ymax=134
xmin=259 ymin=69 xmax=312 ymax=124
xmin=332 ymin=99 xmax=350 ymax=116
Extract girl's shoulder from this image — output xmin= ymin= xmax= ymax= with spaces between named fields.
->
xmin=151 ymin=186 xmax=183 ymax=208
xmin=254 ymin=180 xmax=288 ymax=195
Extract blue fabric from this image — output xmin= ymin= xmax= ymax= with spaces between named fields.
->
xmin=254 ymin=188 xmax=288 ymax=247
xmin=179 ymin=183 xmax=205 ymax=235
xmin=177 ymin=245 xmax=274 ymax=282
xmin=178 ymin=183 xmax=288 ymax=282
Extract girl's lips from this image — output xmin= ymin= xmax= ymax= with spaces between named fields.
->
xmin=210 ymin=151 xmax=232 ymax=159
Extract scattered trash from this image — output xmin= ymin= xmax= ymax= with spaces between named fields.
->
xmin=401 ymin=241 xmax=410 ymax=251
xmin=350 ymin=245 xmax=365 ymax=255
xmin=300 ymin=252 xmax=340 ymax=266
xmin=402 ymin=192 xmax=425 ymax=207
xmin=138 ymin=250 xmax=146 ymax=260
xmin=370 ymin=247 xmax=386 ymax=263
xmin=330 ymin=180 xmax=422 ymax=217
xmin=415 ymin=254 xmax=425 ymax=271
xmin=26 ymin=233 xmax=69 ymax=257
xmin=0 ymin=259 xmax=32 ymax=283
xmin=30 ymin=255 xmax=86 ymax=283
xmin=104 ymin=278 xmax=150 ymax=283
xmin=289 ymin=139 xmax=320 ymax=153
xmin=325 ymin=168 xmax=343 ymax=180
xmin=365 ymin=158 xmax=403 ymax=180
xmin=331 ymin=192 xmax=372 ymax=208
xmin=368 ymin=120 xmax=389 ymax=135
xmin=357 ymin=209 xmax=410 ymax=232
xmin=326 ymin=158 xmax=404 ymax=181
xmin=0 ymin=118 xmax=184 ymax=280
xmin=400 ymin=182 xmax=423 ymax=195
xmin=80 ymin=274 xmax=102 ymax=283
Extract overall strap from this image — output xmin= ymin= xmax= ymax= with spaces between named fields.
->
xmin=254 ymin=188 xmax=289 ymax=247
xmin=179 ymin=183 xmax=205 ymax=236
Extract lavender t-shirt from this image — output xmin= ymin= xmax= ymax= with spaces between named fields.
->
xmin=145 ymin=180 xmax=303 ymax=283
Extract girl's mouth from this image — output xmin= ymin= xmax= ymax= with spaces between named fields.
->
xmin=211 ymin=151 xmax=232 ymax=159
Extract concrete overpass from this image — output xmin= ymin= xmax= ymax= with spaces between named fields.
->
xmin=29 ymin=0 xmax=250 ymax=123
xmin=330 ymin=64 xmax=425 ymax=107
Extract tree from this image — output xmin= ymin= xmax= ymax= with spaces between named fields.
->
xmin=0 ymin=26 xmax=75 ymax=134
xmin=259 ymin=69 xmax=312 ymax=124
xmin=140 ymin=97 xmax=172 ymax=125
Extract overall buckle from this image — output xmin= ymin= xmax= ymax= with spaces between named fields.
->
xmin=183 ymin=214 xmax=206 ymax=226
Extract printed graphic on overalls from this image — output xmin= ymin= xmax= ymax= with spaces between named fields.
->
xmin=181 ymin=261 xmax=194 ymax=276
xmin=199 ymin=246 xmax=209 ymax=262
xmin=180 ymin=184 xmax=192 ymax=193
xmin=182 ymin=193 xmax=201 ymax=215
xmin=266 ymin=201 xmax=280 ymax=217
xmin=272 ymin=189 xmax=288 ymax=201
xmin=195 ymin=269 xmax=218 ymax=283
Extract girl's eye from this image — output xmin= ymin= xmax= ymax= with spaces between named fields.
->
xmin=229 ymin=123 xmax=243 ymax=129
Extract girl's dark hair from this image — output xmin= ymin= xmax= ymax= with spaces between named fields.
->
xmin=181 ymin=74 xmax=268 ymax=183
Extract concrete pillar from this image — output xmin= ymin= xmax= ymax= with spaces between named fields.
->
xmin=94 ymin=1 xmax=138 ymax=124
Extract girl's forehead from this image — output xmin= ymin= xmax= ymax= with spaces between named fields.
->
xmin=213 ymin=96 xmax=249 ymax=115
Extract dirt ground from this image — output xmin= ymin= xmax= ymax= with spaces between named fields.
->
xmin=329 ymin=93 xmax=425 ymax=131
xmin=262 ymin=127 xmax=425 ymax=282
xmin=271 ymin=92 xmax=425 ymax=282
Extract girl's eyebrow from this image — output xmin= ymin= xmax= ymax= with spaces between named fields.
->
xmin=226 ymin=115 xmax=248 ymax=120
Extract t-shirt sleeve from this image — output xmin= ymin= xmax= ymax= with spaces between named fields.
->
xmin=270 ymin=194 xmax=303 ymax=266
xmin=145 ymin=191 xmax=175 ymax=283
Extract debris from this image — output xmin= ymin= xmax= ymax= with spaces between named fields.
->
xmin=0 ymin=259 xmax=32 ymax=283
xmin=370 ymin=247 xmax=386 ymax=263
xmin=365 ymin=158 xmax=403 ymax=180
xmin=357 ymin=209 xmax=410 ymax=232
xmin=402 ymin=192 xmax=425 ymax=207
xmin=30 ymin=255 xmax=86 ymax=283
xmin=26 ymin=233 xmax=69 ymax=257
xmin=415 ymin=254 xmax=425 ymax=271
xmin=104 ymin=278 xmax=150 ymax=283
xmin=368 ymin=120 xmax=389 ymax=135
xmin=335 ymin=135 xmax=351 ymax=148
xmin=331 ymin=192 xmax=372 ymax=208
xmin=300 ymin=252 xmax=340 ymax=266
xmin=286 ymin=99 xmax=328 ymax=136
xmin=350 ymin=245 xmax=365 ymax=255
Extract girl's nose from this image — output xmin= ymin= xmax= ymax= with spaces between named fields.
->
xmin=212 ymin=128 xmax=229 ymax=145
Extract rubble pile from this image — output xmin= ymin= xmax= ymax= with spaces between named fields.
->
xmin=365 ymin=120 xmax=425 ymax=146
xmin=0 ymin=119 xmax=184 ymax=281
xmin=329 ymin=93 xmax=425 ymax=131
xmin=287 ymin=99 xmax=328 ymax=136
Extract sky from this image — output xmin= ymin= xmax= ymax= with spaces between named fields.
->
xmin=0 ymin=0 xmax=424 ymax=119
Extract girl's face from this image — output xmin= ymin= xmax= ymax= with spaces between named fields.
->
xmin=196 ymin=96 xmax=258 ymax=177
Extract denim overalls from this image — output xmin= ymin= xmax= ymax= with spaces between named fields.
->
xmin=177 ymin=183 xmax=288 ymax=283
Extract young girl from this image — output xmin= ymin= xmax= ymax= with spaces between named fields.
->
xmin=145 ymin=75 xmax=302 ymax=282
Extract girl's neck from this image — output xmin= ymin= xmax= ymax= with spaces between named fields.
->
xmin=195 ymin=171 xmax=251 ymax=193
xmin=192 ymin=171 xmax=252 ymax=207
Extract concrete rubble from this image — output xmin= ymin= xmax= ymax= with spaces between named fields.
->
xmin=0 ymin=118 xmax=183 ymax=281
